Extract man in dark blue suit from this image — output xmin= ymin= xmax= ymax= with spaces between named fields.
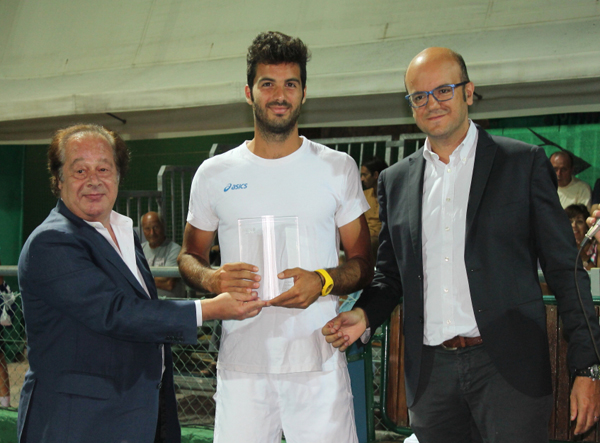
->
xmin=17 ymin=124 xmax=266 ymax=443
xmin=323 ymin=48 xmax=600 ymax=442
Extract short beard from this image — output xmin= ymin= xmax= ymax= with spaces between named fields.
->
xmin=253 ymin=100 xmax=302 ymax=143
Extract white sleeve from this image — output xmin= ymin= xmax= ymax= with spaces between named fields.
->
xmin=194 ymin=300 xmax=203 ymax=326
xmin=187 ymin=164 xmax=220 ymax=231
xmin=334 ymin=154 xmax=371 ymax=228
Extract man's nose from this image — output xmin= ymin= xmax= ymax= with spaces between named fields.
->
xmin=274 ymin=85 xmax=286 ymax=101
xmin=425 ymin=94 xmax=441 ymax=109
xmin=87 ymin=172 xmax=100 ymax=185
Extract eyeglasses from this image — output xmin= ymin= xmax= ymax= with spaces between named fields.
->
xmin=405 ymin=81 xmax=469 ymax=109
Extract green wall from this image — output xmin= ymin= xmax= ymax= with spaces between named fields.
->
xmin=0 ymin=146 xmax=23 ymax=271
xmin=4 ymin=121 xmax=600 ymax=260
xmin=488 ymin=124 xmax=600 ymax=189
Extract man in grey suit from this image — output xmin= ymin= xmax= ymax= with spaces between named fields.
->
xmin=323 ymin=47 xmax=600 ymax=442
xmin=17 ymin=124 xmax=265 ymax=443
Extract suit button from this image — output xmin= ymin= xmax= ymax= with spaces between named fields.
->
xmin=157 ymin=382 xmax=162 ymax=389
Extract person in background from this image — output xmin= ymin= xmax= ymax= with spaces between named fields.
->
xmin=550 ymin=151 xmax=592 ymax=209
xmin=141 ymin=211 xmax=185 ymax=298
xmin=0 ymin=258 xmax=11 ymax=408
xmin=361 ymin=157 xmax=388 ymax=261
xmin=566 ymin=204 xmax=597 ymax=270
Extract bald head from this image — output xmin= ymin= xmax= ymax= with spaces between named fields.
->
xmin=550 ymin=151 xmax=574 ymax=187
xmin=405 ymin=47 xmax=469 ymax=91
xmin=142 ymin=211 xmax=166 ymax=248
xmin=404 ymin=47 xmax=475 ymax=152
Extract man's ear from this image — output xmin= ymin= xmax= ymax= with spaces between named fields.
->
xmin=245 ymin=85 xmax=253 ymax=105
xmin=301 ymin=87 xmax=307 ymax=104
xmin=465 ymin=82 xmax=475 ymax=105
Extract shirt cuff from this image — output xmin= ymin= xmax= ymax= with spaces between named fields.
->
xmin=360 ymin=327 xmax=371 ymax=344
xmin=194 ymin=300 xmax=203 ymax=327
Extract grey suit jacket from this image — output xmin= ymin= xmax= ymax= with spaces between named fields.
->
xmin=17 ymin=200 xmax=198 ymax=443
xmin=356 ymin=126 xmax=600 ymax=407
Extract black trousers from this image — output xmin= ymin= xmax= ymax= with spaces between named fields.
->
xmin=409 ymin=344 xmax=553 ymax=443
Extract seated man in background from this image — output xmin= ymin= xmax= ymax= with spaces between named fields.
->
xmin=17 ymin=124 xmax=265 ymax=443
xmin=550 ymin=151 xmax=591 ymax=209
xmin=360 ymin=157 xmax=388 ymax=261
xmin=566 ymin=204 xmax=597 ymax=270
xmin=142 ymin=211 xmax=185 ymax=298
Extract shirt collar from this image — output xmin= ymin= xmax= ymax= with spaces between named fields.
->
xmin=84 ymin=210 xmax=133 ymax=230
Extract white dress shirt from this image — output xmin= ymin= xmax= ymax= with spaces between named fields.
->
xmin=83 ymin=209 xmax=203 ymax=325
xmin=421 ymin=121 xmax=480 ymax=346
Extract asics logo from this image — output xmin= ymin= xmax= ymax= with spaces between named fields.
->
xmin=224 ymin=183 xmax=248 ymax=192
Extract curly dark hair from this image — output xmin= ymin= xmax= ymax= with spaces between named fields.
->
xmin=246 ymin=31 xmax=311 ymax=92
xmin=47 ymin=124 xmax=130 ymax=197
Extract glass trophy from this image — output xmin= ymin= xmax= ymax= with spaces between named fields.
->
xmin=238 ymin=215 xmax=300 ymax=300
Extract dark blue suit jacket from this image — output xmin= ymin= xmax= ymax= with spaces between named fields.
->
xmin=17 ymin=200 xmax=198 ymax=443
xmin=356 ymin=126 xmax=600 ymax=407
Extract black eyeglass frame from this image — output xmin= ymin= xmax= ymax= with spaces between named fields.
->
xmin=405 ymin=81 xmax=470 ymax=109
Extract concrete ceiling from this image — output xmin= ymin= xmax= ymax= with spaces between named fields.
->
xmin=1 ymin=0 xmax=599 ymax=143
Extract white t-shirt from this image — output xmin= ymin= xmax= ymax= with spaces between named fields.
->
xmin=142 ymin=239 xmax=185 ymax=298
xmin=187 ymin=137 xmax=369 ymax=373
xmin=557 ymin=176 xmax=592 ymax=209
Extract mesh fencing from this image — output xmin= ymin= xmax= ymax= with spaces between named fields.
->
xmin=1 ymin=292 xmax=28 ymax=410
xmin=0 ymin=290 xmax=222 ymax=425
xmin=1 ymin=291 xmax=389 ymax=435
xmin=370 ymin=330 xmax=394 ymax=435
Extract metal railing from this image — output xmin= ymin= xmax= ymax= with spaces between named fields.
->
xmin=314 ymin=136 xmax=392 ymax=167
xmin=157 ymin=165 xmax=199 ymax=245
xmin=114 ymin=190 xmax=163 ymax=233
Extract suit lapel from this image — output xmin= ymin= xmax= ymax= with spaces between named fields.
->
xmin=466 ymin=128 xmax=497 ymax=234
xmin=57 ymin=200 xmax=151 ymax=298
xmin=134 ymin=233 xmax=158 ymax=300
xmin=407 ymin=151 xmax=426 ymax=265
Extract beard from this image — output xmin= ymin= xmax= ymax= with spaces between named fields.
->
xmin=253 ymin=99 xmax=302 ymax=142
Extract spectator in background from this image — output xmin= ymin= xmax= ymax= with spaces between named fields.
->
xmin=141 ymin=211 xmax=185 ymax=298
xmin=550 ymin=151 xmax=591 ymax=209
xmin=361 ymin=157 xmax=388 ymax=261
xmin=0 ymin=258 xmax=11 ymax=408
xmin=566 ymin=204 xmax=597 ymax=270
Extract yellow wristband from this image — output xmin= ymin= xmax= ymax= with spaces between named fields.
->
xmin=315 ymin=269 xmax=334 ymax=296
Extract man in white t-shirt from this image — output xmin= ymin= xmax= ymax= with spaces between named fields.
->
xmin=550 ymin=151 xmax=592 ymax=209
xmin=178 ymin=31 xmax=373 ymax=443
xmin=141 ymin=211 xmax=185 ymax=298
